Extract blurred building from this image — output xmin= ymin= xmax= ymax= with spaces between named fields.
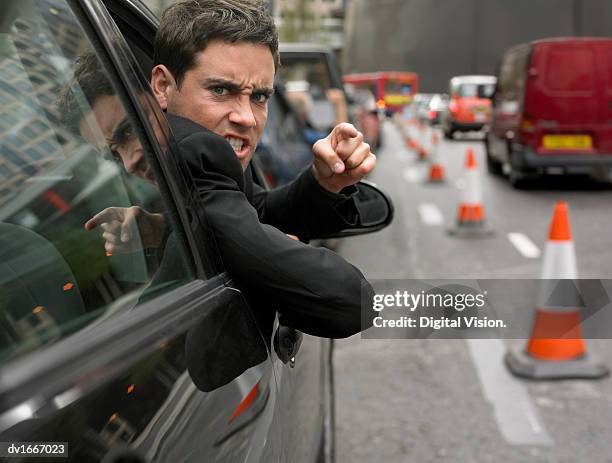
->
xmin=274 ymin=0 xmax=346 ymax=50
xmin=0 ymin=7 xmax=83 ymax=205
xmin=344 ymin=0 xmax=612 ymax=92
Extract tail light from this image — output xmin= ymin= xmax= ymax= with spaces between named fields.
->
xmin=448 ymin=101 xmax=458 ymax=113
xmin=428 ymin=110 xmax=436 ymax=120
xmin=520 ymin=115 xmax=535 ymax=133
xmin=376 ymin=99 xmax=386 ymax=110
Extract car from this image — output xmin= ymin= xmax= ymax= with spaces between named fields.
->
xmin=412 ymin=93 xmax=435 ymax=122
xmin=441 ymin=75 xmax=496 ymax=139
xmin=278 ymin=43 xmax=362 ymax=138
xmin=343 ymin=84 xmax=382 ymax=150
xmin=426 ymin=94 xmax=449 ymax=126
xmin=0 ymin=1 xmax=393 ymax=462
xmin=486 ymin=37 xmax=612 ymax=186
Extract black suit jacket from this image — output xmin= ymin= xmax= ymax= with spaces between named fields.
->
xmin=167 ymin=114 xmax=374 ymax=339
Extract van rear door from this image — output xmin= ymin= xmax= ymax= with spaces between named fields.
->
xmin=602 ymin=42 xmax=612 ymax=153
xmin=527 ymin=40 xmax=611 ymax=155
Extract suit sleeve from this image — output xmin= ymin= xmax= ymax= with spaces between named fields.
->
xmin=251 ymin=167 xmax=359 ymax=240
xmin=179 ymin=132 xmax=374 ymax=338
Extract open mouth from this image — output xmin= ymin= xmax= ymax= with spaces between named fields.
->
xmin=225 ymin=136 xmax=250 ymax=159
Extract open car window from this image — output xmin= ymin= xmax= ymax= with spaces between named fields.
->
xmin=0 ymin=0 xmax=194 ymax=363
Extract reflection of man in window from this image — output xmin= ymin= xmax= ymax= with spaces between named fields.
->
xmin=58 ymin=52 xmax=166 ymax=256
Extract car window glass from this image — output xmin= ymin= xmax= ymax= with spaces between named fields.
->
xmin=459 ymin=83 xmax=477 ymax=97
xmin=498 ymin=47 xmax=530 ymax=101
xmin=384 ymin=79 xmax=412 ymax=95
xmin=0 ymin=0 xmax=193 ymax=363
xmin=280 ymin=56 xmax=331 ymax=98
xmin=478 ymin=83 xmax=495 ymax=98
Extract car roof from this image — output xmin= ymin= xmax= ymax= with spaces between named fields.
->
xmin=450 ymin=75 xmax=497 ymax=84
xmin=532 ymin=36 xmax=612 ymax=46
xmin=505 ymin=37 xmax=612 ymax=55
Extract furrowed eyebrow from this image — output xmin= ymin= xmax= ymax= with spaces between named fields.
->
xmin=109 ymin=116 xmax=132 ymax=145
xmin=254 ymin=86 xmax=274 ymax=97
xmin=202 ymin=77 xmax=274 ymax=97
xmin=201 ymin=77 xmax=241 ymax=92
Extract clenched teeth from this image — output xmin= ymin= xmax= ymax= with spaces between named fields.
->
xmin=226 ymin=137 xmax=244 ymax=151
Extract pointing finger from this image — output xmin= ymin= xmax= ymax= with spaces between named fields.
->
xmin=331 ymin=123 xmax=359 ymax=145
xmin=85 ymin=207 xmax=123 ymax=231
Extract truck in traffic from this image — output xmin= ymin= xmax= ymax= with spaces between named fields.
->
xmin=486 ymin=37 xmax=612 ymax=187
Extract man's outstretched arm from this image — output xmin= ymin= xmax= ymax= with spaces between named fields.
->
xmin=173 ymin=120 xmax=374 ymax=338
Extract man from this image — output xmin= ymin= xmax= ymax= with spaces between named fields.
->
xmin=145 ymin=0 xmax=376 ymax=338
xmin=150 ymin=0 xmax=375 ymax=201
xmin=60 ymin=15 xmax=376 ymax=341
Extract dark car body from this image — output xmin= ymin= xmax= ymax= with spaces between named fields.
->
xmin=486 ymin=37 xmax=612 ymax=185
xmin=254 ymin=87 xmax=313 ymax=187
xmin=0 ymin=1 xmax=392 ymax=462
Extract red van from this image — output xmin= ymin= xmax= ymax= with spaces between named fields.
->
xmin=486 ymin=37 xmax=612 ymax=186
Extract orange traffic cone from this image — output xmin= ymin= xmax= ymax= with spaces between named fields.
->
xmin=427 ymin=132 xmax=445 ymax=183
xmin=448 ymin=147 xmax=493 ymax=236
xmin=506 ymin=202 xmax=608 ymax=379
xmin=399 ymin=120 xmax=416 ymax=150
xmin=416 ymin=121 xmax=428 ymax=160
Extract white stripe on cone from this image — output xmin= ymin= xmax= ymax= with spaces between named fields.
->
xmin=462 ymin=168 xmax=482 ymax=205
xmin=541 ymin=241 xmax=577 ymax=279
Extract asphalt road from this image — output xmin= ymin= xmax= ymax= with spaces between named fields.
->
xmin=334 ymin=119 xmax=612 ymax=463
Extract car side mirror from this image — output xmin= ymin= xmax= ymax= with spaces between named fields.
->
xmin=318 ymin=180 xmax=394 ymax=239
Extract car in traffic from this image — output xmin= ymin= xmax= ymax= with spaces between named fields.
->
xmin=441 ymin=75 xmax=496 ymax=139
xmin=486 ymin=37 xmax=612 ymax=186
xmin=278 ymin=43 xmax=350 ymax=134
xmin=343 ymin=71 xmax=419 ymax=117
xmin=0 ymin=1 xmax=393 ymax=462
xmin=426 ymin=94 xmax=449 ymax=126
xmin=344 ymin=85 xmax=382 ymax=150
xmin=412 ymin=93 xmax=435 ymax=123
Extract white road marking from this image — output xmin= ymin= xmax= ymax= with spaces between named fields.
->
xmin=467 ymin=339 xmax=553 ymax=446
xmin=508 ymin=232 xmax=541 ymax=259
xmin=402 ymin=166 xmax=421 ymax=183
xmin=418 ymin=203 xmax=444 ymax=226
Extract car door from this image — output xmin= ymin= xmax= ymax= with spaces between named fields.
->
xmin=0 ymin=1 xmax=283 ymax=461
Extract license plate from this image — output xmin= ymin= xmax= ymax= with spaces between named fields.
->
xmin=474 ymin=113 xmax=486 ymax=122
xmin=542 ymin=135 xmax=592 ymax=150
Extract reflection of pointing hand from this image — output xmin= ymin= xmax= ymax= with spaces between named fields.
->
xmin=312 ymin=122 xmax=376 ymax=193
xmin=85 ymin=206 xmax=166 ymax=254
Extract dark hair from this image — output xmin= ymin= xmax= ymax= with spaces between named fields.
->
xmin=154 ymin=0 xmax=279 ymax=87
xmin=57 ymin=50 xmax=115 ymax=135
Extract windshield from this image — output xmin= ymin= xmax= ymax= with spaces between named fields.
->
xmin=458 ymin=82 xmax=496 ymax=98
